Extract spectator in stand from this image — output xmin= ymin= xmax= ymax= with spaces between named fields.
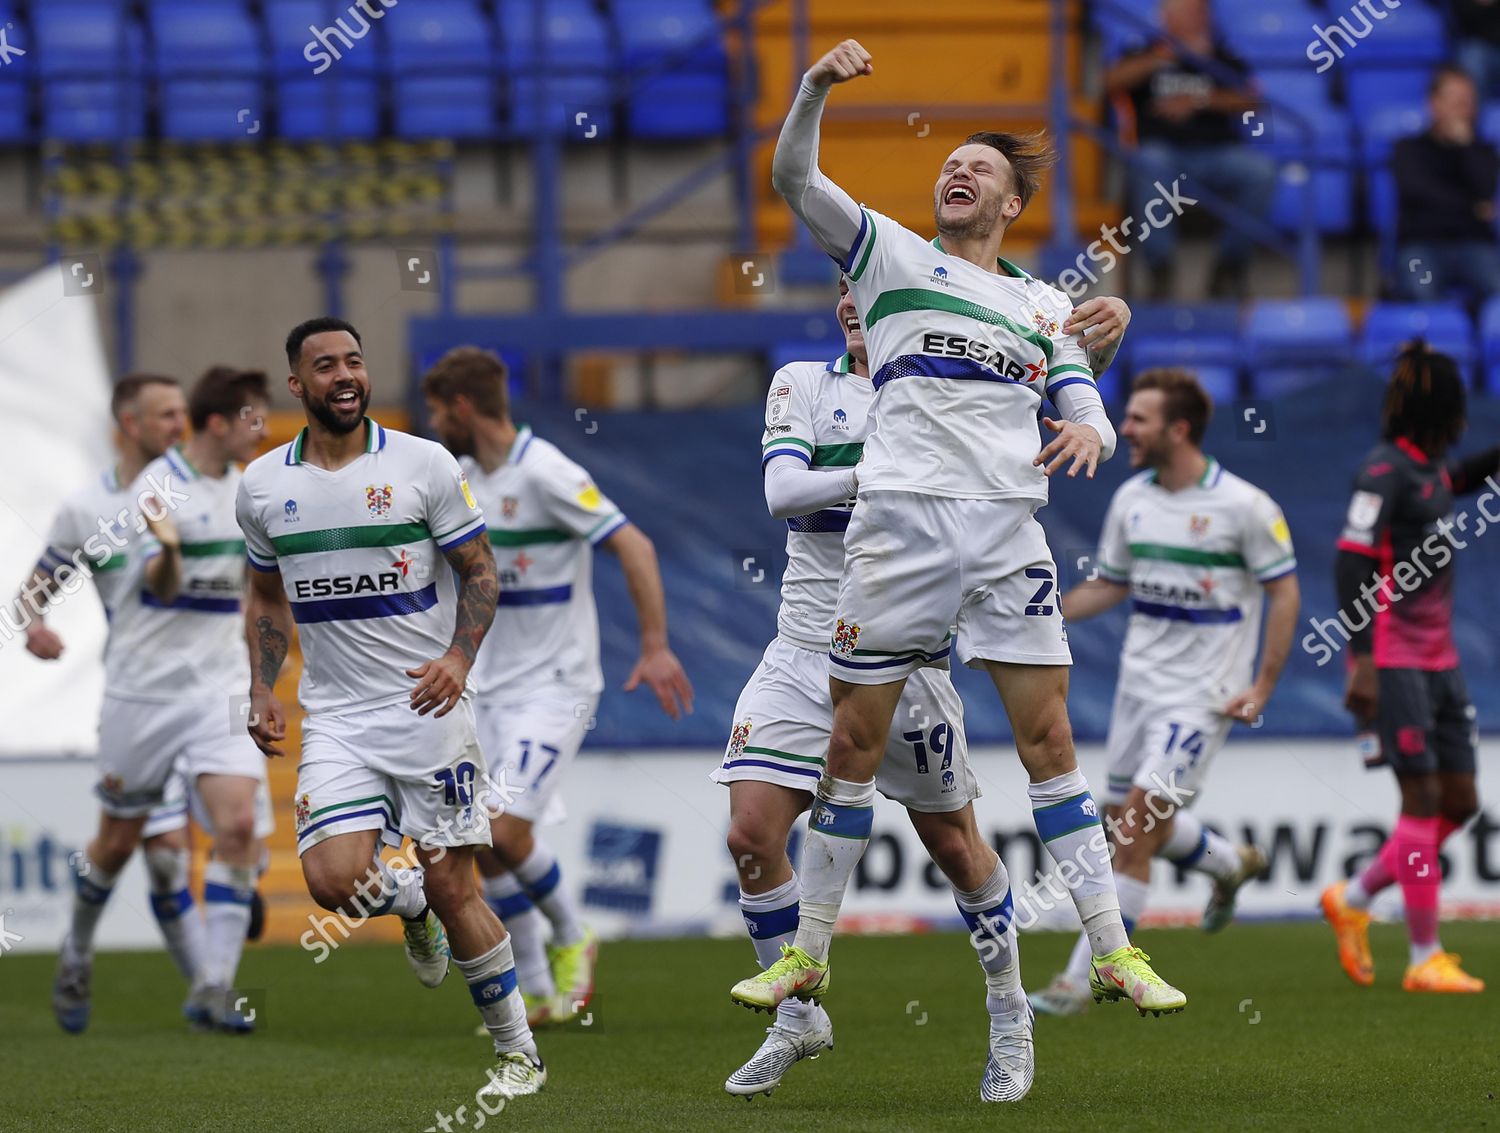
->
xmin=1105 ymin=0 xmax=1275 ymax=301
xmin=1393 ymin=64 xmax=1500 ymax=307
xmin=1454 ymin=0 xmax=1500 ymax=98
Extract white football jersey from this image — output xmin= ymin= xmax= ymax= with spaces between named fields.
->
xmin=236 ymin=420 xmax=487 ymax=716
xmin=761 ymin=353 xmax=869 ymax=650
xmin=95 ymin=447 xmax=253 ymax=703
xmin=1096 ymin=457 xmax=1296 ymax=708
xmin=843 ymin=210 xmax=1095 ymax=500
xmin=38 ymin=466 xmax=146 ymax=627
xmin=461 ymin=426 xmax=625 ymax=699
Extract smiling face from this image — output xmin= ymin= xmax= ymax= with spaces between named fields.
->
xmin=1120 ymin=389 xmax=1183 ymax=469
xmin=836 ymin=277 xmax=866 ymax=366
xmin=291 ymin=330 xmax=370 ymax=435
xmin=933 ymin=143 xmax=1018 ymax=240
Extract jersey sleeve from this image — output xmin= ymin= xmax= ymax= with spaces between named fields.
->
xmin=842 ymin=207 xmax=899 ymax=296
xmin=424 ymin=443 xmax=488 ymax=552
xmin=1243 ymin=490 xmax=1297 ymax=581
xmin=38 ymin=497 xmax=87 ymax=579
xmin=1336 ymin=459 xmax=1398 ymax=559
xmin=761 ymin=366 xmax=818 ymax=468
xmin=1095 ymin=487 xmax=1133 ymax=584
xmin=534 ymin=450 xmax=628 ymax=546
xmin=235 ymin=476 xmax=279 ymax=573
xmin=1043 ymin=299 xmax=1098 ymax=400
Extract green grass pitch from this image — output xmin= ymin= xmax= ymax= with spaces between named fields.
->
xmin=1 ymin=922 xmax=1495 ymax=1132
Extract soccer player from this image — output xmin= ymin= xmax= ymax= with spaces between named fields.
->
xmin=1027 ymin=369 xmax=1300 ymax=1015
xmin=732 ymin=39 xmax=1185 ymax=1058
xmin=1321 ymin=343 xmax=1494 ymax=994
xmin=40 ymin=367 xmax=276 ymax=1033
xmin=238 ymin=317 xmax=545 ymax=1101
xmin=17 ymin=375 xmax=210 ymax=1003
xmin=720 ymin=279 xmax=1134 ymax=1102
xmin=421 ymin=346 xmax=693 ymax=1026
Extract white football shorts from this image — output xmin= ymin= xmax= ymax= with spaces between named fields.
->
xmin=293 ymin=698 xmax=491 ymax=857
xmin=473 ymin=689 xmax=598 ymax=826
xmin=830 ymin=490 xmax=1072 ymax=685
xmin=712 ymin=636 xmax=979 ymax=812
xmin=1101 ymin=687 xmax=1233 ymax=809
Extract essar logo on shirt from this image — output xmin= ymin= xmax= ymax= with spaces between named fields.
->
xmin=920 ymin=332 xmax=1046 ymax=384
xmin=293 ymin=572 xmax=402 ymax=599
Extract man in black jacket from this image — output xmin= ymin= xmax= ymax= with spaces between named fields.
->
xmin=1393 ymin=65 xmax=1500 ymax=306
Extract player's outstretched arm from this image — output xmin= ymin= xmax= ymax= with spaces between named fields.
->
xmin=602 ymin=523 xmax=694 ymax=720
xmin=771 ymin=39 xmax=872 ymax=265
xmin=1225 ymin=572 xmax=1300 ymax=725
xmin=407 ymin=535 xmax=498 ymax=718
xmin=244 ymin=567 xmax=291 ymax=757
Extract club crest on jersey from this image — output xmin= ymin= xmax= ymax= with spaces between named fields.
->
xmin=501 ymin=496 xmax=519 ymax=519
xmin=929 ymin=265 xmax=950 ymax=286
xmin=295 ymin=793 xmax=311 ymax=832
xmin=728 ymin=719 xmax=752 ymax=758
xmin=832 ymin=618 xmax=861 ymax=658
xmin=1189 ymin=514 xmax=1211 ymax=540
xmin=283 ymin=499 xmax=299 ymax=523
xmin=365 ymin=484 xmax=394 ymax=518
xmin=1032 ymin=310 xmax=1059 ymax=337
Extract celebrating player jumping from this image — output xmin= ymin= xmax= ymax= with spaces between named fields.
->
xmin=1029 ymin=369 xmax=1300 ymax=1015
xmin=720 ymin=279 xmax=1135 ymax=1100
xmin=731 ymin=37 xmax=1185 ymax=1103
xmin=236 ymin=317 xmax=545 ymax=1103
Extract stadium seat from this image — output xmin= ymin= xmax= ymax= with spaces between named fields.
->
xmin=1253 ymin=68 xmax=1336 ymax=112
xmin=1332 ymin=2 xmax=1447 ymax=67
xmin=1359 ymin=302 xmax=1476 ymax=371
xmin=42 ymin=80 xmax=148 ymax=141
xmin=1125 ymin=302 xmax=1242 ymax=372
xmin=498 ymin=0 xmax=615 ymax=138
xmin=1244 ymin=298 xmax=1353 ymax=369
xmin=265 ymin=2 xmax=382 ymax=139
xmin=1217 ymin=2 xmax=1321 ymax=68
xmin=1247 ymin=367 xmax=1336 ymax=398
xmin=32 ymin=2 xmax=146 ymax=79
xmin=614 ymin=0 xmax=729 ymax=139
xmin=160 ymin=80 xmax=267 ymax=142
xmin=386 ymin=1 xmax=496 ymax=139
xmin=0 ymin=6 xmax=30 ymax=143
xmin=148 ymin=5 xmax=265 ymax=141
xmin=1475 ymin=296 xmax=1500 ymax=390
xmin=1345 ymin=68 xmax=1432 ymax=116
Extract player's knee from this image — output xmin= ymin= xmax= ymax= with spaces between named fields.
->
xmin=215 ymin=807 xmax=257 ymax=855
xmin=726 ymin=821 xmax=779 ymax=874
xmin=94 ymin=825 xmax=139 ymax=872
xmin=305 ymin=872 xmax=358 ymax=913
xmin=1441 ymin=794 xmax=1479 ymax=828
xmin=924 ymin=824 xmax=986 ymax=884
xmin=419 ymin=862 xmax=476 ymax=919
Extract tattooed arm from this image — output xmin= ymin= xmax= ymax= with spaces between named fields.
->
xmin=1064 ymin=295 xmax=1132 ymax=376
xmin=407 ymin=533 xmax=498 ymax=718
xmin=244 ymin=566 xmax=291 ymax=757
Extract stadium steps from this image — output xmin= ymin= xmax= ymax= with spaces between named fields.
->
xmin=742 ymin=0 xmax=1118 ymax=246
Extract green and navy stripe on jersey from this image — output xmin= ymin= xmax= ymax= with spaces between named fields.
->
xmin=1096 ymin=457 xmax=1296 ymax=707
xmin=842 ymin=208 xmax=1098 ymax=501
xmin=235 ymin=419 xmax=487 ymax=715
xmin=462 ymin=425 xmax=621 ymax=699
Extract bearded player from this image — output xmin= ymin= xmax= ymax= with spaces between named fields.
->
xmin=421 ymin=346 xmax=693 ymax=1027
xmin=238 ymin=317 xmax=545 ymax=1102
xmin=720 ymin=279 xmax=1134 ymax=1101
xmin=731 ymin=41 xmax=1185 ymax=1076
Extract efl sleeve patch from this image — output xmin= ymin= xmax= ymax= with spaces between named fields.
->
xmin=460 ymin=474 xmax=478 ymax=511
xmin=576 ymin=481 xmax=603 ymax=511
xmin=1343 ymin=490 xmax=1382 ymax=540
xmin=766 ymin=384 xmax=793 ymax=426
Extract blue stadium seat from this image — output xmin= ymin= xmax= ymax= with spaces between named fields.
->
xmin=1358 ymin=103 xmax=1427 ymax=166
xmin=1333 ymin=2 xmax=1447 ymax=67
xmin=32 ymin=2 xmax=145 ymax=78
xmin=615 ymin=0 xmax=729 ymax=139
xmin=42 ymin=80 xmax=148 ymax=141
xmin=1095 ymin=0 xmax=1158 ymax=61
xmin=1217 ymin=2 xmax=1321 ymax=67
xmin=1482 ymin=102 xmax=1500 ymax=146
xmin=1244 ymin=298 xmax=1353 ymax=369
xmin=148 ymin=5 xmax=264 ymax=141
xmin=1359 ymin=302 xmax=1476 ymax=370
xmin=1481 ymin=295 xmax=1500 ymax=359
xmin=1248 ymin=367 xmax=1334 ymax=398
xmin=265 ymin=2 xmax=382 ymax=139
xmin=1345 ymin=67 xmax=1432 ymax=115
xmin=0 ymin=6 xmax=30 ymax=143
xmin=1126 ymin=302 xmax=1242 ymax=364
xmin=499 ymin=0 xmax=615 ymax=138
xmin=1253 ymin=68 xmax=1336 ymax=111
xmin=386 ymin=2 xmax=496 ymax=139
